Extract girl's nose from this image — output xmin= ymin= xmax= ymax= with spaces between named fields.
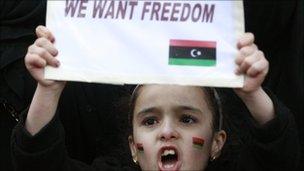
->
xmin=158 ymin=120 xmax=179 ymax=141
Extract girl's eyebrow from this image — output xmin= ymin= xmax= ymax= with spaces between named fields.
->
xmin=136 ymin=105 xmax=203 ymax=117
xmin=177 ymin=105 xmax=203 ymax=114
xmin=136 ymin=107 xmax=159 ymax=118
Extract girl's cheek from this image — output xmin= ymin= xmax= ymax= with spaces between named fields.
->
xmin=192 ymin=136 xmax=212 ymax=160
xmin=136 ymin=142 xmax=146 ymax=165
xmin=182 ymin=136 xmax=211 ymax=170
xmin=136 ymin=142 xmax=158 ymax=170
xmin=187 ymin=136 xmax=208 ymax=160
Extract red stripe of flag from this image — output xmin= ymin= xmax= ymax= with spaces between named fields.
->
xmin=170 ymin=39 xmax=216 ymax=48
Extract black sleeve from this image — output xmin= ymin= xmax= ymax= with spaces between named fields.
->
xmin=234 ymin=90 xmax=301 ymax=171
xmin=10 ymin=111 xmax=134 ymax=171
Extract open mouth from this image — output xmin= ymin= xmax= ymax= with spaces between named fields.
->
xmin=158 ymin=146 xmax=181 ymax=171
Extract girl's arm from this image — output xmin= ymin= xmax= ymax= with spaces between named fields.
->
xmin=12 ymin=26 xmax=136 ymax=171
xmin=25 ymin=84 xmax=63 ymax=135
xmin=225 ymin=33 xmax=300 ymax=170
xmin=24 ymin=26 xmax=66 ymax=135
xmin=233 ymin=33 xmax=274 ymax=125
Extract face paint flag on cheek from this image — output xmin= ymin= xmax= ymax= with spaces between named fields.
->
xmin=192 ymin=137 xmax=204 ymax=149
xmin=136 ymin=143 xmax=144 ymax=153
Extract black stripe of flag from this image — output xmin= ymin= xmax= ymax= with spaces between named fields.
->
xmin=169 ymin=39 xmax=216 ymax=67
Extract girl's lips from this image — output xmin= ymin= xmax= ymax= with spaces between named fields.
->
xmin=157 ymin=146 xmax=182 ymax=171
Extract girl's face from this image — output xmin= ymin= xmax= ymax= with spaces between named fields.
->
xmin=129 ymin=85 xmax=226 ymax=171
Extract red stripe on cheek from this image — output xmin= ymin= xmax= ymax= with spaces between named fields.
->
xmin=192 ymin=137 xmax=204 ymax=149
xmin=136 ymin=143 xmax=144 ymax=152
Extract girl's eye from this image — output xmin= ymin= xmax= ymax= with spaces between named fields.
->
xmin=142 ymin=116 xmax=158 ymax=126
xmin=180 ymin=114 xmax=197 ymax=124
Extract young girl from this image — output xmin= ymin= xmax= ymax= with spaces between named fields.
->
xmin=128 ymin=85 xmax=227 ymax=171
xmin=11 ymin=26 xmax=299 ymax=171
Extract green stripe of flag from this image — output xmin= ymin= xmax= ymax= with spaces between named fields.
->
xmin=169 ymin=58 xmax=216 ymax=66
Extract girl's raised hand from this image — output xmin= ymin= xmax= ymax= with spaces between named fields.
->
xmin=25 ymin=25 xmax=65 ymax=90
xmin=234 ymin=33 xmax=269 ymax=96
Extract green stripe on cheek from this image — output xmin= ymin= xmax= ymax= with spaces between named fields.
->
xmin=193 ymin=144 xmax=204 ymax=149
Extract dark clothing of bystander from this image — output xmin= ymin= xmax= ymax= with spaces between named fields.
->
xmin=1 ymin=1 xmax=46 ymax=170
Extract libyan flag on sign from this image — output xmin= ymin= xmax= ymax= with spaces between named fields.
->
xmin=169 ymin=39 xmax=216 ymax=67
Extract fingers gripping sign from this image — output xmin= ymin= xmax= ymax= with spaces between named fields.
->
xmin=25 ymin=25 xmax=65 ymax=89
xmin=36 ymin=25 xmax=55 ymax=42
xmin=233 ymin=32 xmax=274 ymax=125
xmin=234 ymin=33 xmax=269 ymax=94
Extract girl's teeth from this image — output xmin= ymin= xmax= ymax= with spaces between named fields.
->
xmin=164 ymin=164 xmax=174 ymax=169
xmin=162 ymin=149 xmax=175 ymax=156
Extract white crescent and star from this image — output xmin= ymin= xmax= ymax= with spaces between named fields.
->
xmin=190 ymin=49 xmax=202 ymax=58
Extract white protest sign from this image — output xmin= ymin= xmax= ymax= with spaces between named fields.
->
xmin=46 ymin=0 xmax=244 ymax=87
